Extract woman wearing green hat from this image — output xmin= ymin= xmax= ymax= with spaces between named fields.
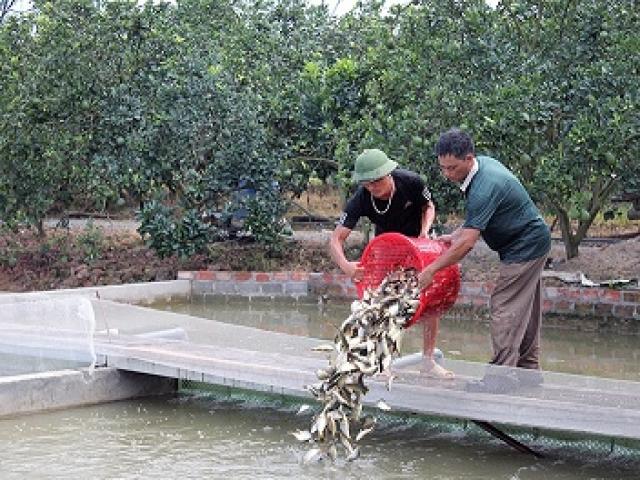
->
xmin=329 ymin=148 xmax=453 ymax=379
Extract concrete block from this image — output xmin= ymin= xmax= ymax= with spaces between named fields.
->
xmin=261 ymin=283 xmax=284 ymax=296
xmin=212 ymin=282 xmax=237 ymax=295
xmin=192 ymin=281 xmax=214 ymax=295
xmin=0 ymin=368 xmax=176 ymax=417
xmin=284 ymin=282 xmax=308 ymax=297
xmin=237 ymin=282 xmax=262 ymax=296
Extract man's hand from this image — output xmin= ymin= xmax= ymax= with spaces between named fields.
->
xmin=345 ymin=261 xmax=365 ymax=282
xmin=417 ymin=266 xmax=435 ymax=290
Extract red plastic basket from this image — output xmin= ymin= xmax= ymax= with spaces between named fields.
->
xmin=356 ymin=232 xmax=461 ymax=328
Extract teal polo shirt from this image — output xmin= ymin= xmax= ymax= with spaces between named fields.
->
xmin=463 ymin=156 xmax=550 ymax=263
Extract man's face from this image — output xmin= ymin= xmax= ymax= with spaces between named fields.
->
xmin=438 ymin=153 xmax=474 ymax=183
xmin=362 ymin=175 xmax=392 ymax=197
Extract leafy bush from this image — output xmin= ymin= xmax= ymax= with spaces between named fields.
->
xmin=76 ymin=220 xmax=105 ymax=263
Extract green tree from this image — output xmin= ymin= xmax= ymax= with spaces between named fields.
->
xmin=2 ymin=0 xmax=636 ymax=262
xmin=484 ymin=0 xmax=640 ymax=258
xmin=299 ymin=0 xmax=502 ymax=220
xmin=0 ymin=1 xmax=103 ymax=234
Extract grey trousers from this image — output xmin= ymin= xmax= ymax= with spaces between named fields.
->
xmin=489 ymin=254 xmax=547 ymax=369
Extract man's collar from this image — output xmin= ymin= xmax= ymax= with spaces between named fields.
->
xmin=461 ymin=157 xmax=479 ymax=192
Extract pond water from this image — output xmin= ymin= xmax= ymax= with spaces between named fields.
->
xmin=2 ymin=390 xmax=640 ymax=480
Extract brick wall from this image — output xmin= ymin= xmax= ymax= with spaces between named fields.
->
xmin=178 ymin=270 xmax=640 ymax=321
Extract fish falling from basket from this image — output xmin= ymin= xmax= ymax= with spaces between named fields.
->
xmin=294 ymin=268 xmax=421 ymax=462
xmin=293 ymin=234 xmax=460 ymax=462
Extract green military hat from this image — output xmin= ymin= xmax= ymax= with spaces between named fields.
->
xmin=352 ymin=149 xmax=398 ymax=183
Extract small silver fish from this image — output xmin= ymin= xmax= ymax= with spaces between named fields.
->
xmin=296 ymin=404 xmax=311 ymax=415
xmin=355 ymin=426 xmax=374 ymax=442
xmin=303 ymin=447 xmax=323 ymax=464
xmin=311 ymin=343 xmax=335 ymax=352
xmin=346 ymin=446 xmax=360 ymax=462
xmin=327 ymin=443 xmax=338 ymax=462
xmin=291 ymin=430 xmax=312 ymax=442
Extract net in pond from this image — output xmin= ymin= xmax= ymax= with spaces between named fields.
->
xmin=177 ymin=379 xmax=640 ymax=465
xmin=0 ymin=294 xmax=96 ymax=376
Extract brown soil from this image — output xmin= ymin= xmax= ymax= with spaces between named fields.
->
xmin=0 ymin=222 xmax=637 ymax=293
xmin=0 ymin=222 xmax=353 ymax=292
xmin=461 ymin=235 xmax=640 ymax=284
xmin=0 ymin=185 xmax=637 ymax=292
xmin=0 ymin=229 xmax=210 ymax=292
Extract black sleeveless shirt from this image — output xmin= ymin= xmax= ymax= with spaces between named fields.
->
xmin=338 ymin=169 xmax=432 ymax=237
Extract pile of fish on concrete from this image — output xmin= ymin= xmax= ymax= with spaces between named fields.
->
xmin=293 ymin=268 xmax=422 ymax=462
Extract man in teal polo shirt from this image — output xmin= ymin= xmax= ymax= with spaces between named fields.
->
xmin=418 ymin=128 xmax=551 ymax=392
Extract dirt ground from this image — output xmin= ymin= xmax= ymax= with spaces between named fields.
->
xmin=460 ymin=234 xmax=640 ymax=284
xmin=0 ymin=186 xmax=637 ymax=292
xmin=0 ymin=220 xmax=637 ymax=293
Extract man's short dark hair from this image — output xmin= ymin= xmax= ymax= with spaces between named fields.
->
xmin=435 ymin=128 xmax=475 ymax=158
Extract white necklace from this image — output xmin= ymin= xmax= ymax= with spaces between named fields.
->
xmin=371 ymin=180 xmax=395 ymax=215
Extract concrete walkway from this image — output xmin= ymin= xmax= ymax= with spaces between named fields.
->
xmin=2 ymin=285 xmax=640 ymax=441
xmin=90 ymin=301 xmax=640 ymax=441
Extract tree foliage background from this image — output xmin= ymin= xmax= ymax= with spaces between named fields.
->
xmin=0 ymin=0 xmax=638 ymax=259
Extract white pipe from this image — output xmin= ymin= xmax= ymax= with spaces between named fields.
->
xmin=134 ymin=328 xmax=189 ymax=342
xmin=392 ymin=348 xmax=444 ymax=368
